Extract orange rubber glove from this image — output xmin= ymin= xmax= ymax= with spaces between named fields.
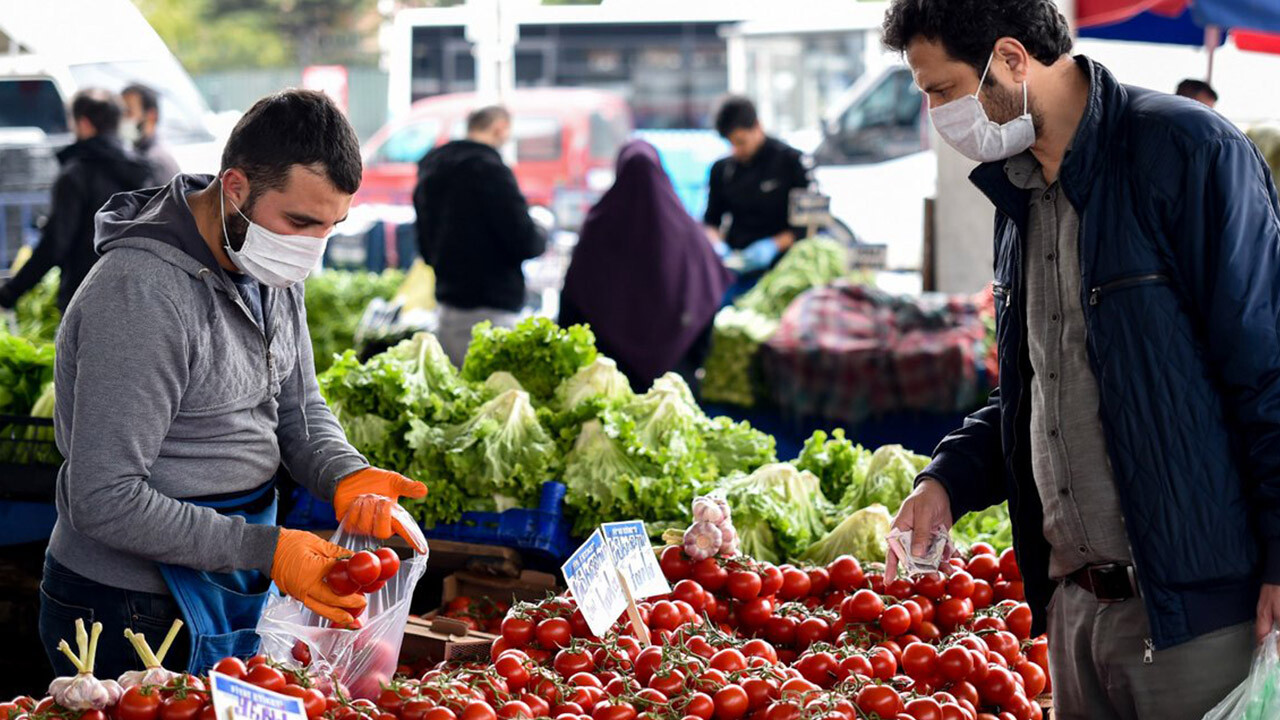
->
xmin=333 ymin=467 xmax=428 ymax=552
xmin=271 ymin=529 xmax=367 ymax=626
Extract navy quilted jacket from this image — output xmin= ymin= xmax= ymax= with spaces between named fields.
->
xmin=924 ymin=56 xmax=1280 ymax=649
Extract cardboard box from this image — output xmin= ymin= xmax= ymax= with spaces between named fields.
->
xmin=442 ymin=569 xmax=562 ymax=606
xmin=400 ymin=616 xmax=496 ymax=666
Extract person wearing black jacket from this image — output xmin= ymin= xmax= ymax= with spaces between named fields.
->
xmin=413 ymin=105 xmax=547 ymax=365
xmin=0 ymin=88 xmax=152 ymax=311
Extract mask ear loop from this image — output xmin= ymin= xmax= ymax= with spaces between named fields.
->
xmin=975 ymin=52 xmax=995 ymax=97
xmin=1022 ymin=78 xmax=1029 ymax=116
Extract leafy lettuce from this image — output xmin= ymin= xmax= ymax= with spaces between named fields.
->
xmin=713 ymin=463 xmax=834 ymax=564
xmin=461 ymin=318 xmax=597 ymax=401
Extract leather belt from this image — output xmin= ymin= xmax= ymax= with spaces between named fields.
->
xmin=1066 ymin=563 xmax=1138 ymax=602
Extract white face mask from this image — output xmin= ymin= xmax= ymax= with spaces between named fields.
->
xmin=929 ymin=52 xmax=1036 ymax=163
xmin=220 ymin=183 xmax=329 ymax=288
xmin=119 ymin=120 xmax=141 ymax=145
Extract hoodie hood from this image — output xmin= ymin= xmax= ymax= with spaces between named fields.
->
xmin=94 ymin=173 xmax=224 ymax=276
xmin=59 ymin=135 xmax=153 ymax=190
xmin=419 ymin=139 xmax=502 ymax=179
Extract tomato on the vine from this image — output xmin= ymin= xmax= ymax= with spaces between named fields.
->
xmin=842 ymin=589 xmax=885 ymax=624
xmin=691 ymin=559 xmax=729 ymax=593
xmin=759 ymin=564 xmax=784 ymax=597
xmin=712 ymin=685 xmax=749 ymax=720
xmin=879 ymin=604 xmax=912 ymax=637
xmin=117 ymin=686 xmax=162 ymax=720
xmin=826 ymin=556 xmax=864 ymax=592
xmin=855 ymin=685 xmax=903 ymax=718
xmin=778 ymin=567 xmax=812 ymax=601
xmin=245 ymin=665 xmax=286 ymax=693
xmin=535 ymin=617 xmax=573 ymax=649
xmin=661 ymin=546 xmax=693 ymax=582
xmin=727 ymin=571 xmax=763 ymax=601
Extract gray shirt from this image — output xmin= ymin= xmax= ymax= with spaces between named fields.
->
xmin=1006 ymin=152 xmax=1131 ymax=579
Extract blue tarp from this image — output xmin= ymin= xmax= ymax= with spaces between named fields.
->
xmin=1196 ymin=0 xmax=1280 ymax=33
xmin=1079 ymin=1 xmax=1280 ymax=47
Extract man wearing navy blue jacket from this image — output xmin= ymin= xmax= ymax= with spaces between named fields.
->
xmin=883 ymin=1 xmax=1280 ymax=718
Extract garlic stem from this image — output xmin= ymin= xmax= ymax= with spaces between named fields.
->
xmin=87 ymin=622 xmax=102 ymax=674
xmin=156 ymin=620 xmax=183 ymax=665
xmin=57 ymin=639 xmax=86 ymax=674
xmin=75 ymin=618 xmax=88 ymax=669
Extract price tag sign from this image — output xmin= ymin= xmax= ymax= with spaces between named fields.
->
xmin=210 ymin=671 xmax=308 ymax=720
xmin=602 ymin=520 xmax=669 ymax=600
xmin=561 ymin=530 xmax=629 ymax=638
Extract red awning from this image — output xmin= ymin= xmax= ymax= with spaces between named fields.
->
xmin=1078 ymin=0 xmax=1189 ymax=28
xmin=1234 ymin=29 xmax=1280 ymax=54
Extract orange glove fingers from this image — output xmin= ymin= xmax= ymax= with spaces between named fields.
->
xmin=392 ymin=516 xmax=428 ymax=554
xmin=301 ymin=596 xmax=360 ymax=627
xmin=393 ymin=476 xmax=428 ymax=499
xmin=373 ymin=498 xmax=395 ymax=540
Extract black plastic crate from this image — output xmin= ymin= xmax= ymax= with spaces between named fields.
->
xmin=0 ymin=415 xmax=60 ymax=502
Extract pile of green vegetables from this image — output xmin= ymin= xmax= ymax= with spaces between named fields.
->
xmin=304 ymin=269 xmax=404 ymax=373
xmin=700 ymin=428 xmax=1012 ymax=566
xmin=13 ymin=270 xmax=61 ymax=344
xmin=0 ymin=334 xmax=59 ymax=464
xmin=320 ymin=317 xmax=779 ymax=531
xmin=701 ymin=238 xmax=850 ymax=407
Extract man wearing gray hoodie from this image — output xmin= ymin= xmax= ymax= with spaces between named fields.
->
xmin=40 ymin=89 xmax=427 ymax=677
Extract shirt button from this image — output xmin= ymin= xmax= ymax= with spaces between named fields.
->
xmin=1043 ymin=192 xmax=1054 ymax=203
xmin=1060 ymin=488 xmax=1071 ymax=496
xmin=1049 ymin=372 xmax=1057 ymax=380
xmin=1046 ymin=252 xmax=1056 ymax=262
xmin=1049 ymin=428 xmax=1059 ymax=438
xmin=1051 ymin=313 xmax=1060 ymax=322
xmin=1078 ymin=545 xmax=1089 ymax=554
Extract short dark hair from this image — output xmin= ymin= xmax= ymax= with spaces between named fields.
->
xmin=122 ymin=83 xmax=160 ymax=115
xmin=714 ymin=96 xmax=758 ymax=138
xmin=1176 ymin=79 xmax=1218 ymax=101
xmin=467 ymin=105 xmax=510 ymax=134
xmin=883 ymin=0 xmax=1073 ymax=77
xmin=220 ymin=89 xmax=362 ymax=198
xmin=70 ymin=88 xmax=122 ymax=134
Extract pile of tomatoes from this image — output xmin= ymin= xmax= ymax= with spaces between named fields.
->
xmin=362 ymin=544 xmax=1048 ymax=720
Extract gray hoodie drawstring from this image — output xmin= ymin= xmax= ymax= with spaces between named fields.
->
xmin=287 ymin=287 xmax=312 ymax=441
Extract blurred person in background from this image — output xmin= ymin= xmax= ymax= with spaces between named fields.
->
xmin=559 ymin=140 xmax=732 ymax=392
xmin=704 ymin=96 xmax=809 ymax=288
xmin=414 ymin=105 xmax=547 ymax=366
xmin=0 ymin=88 xmax=151 ymax=311
xmin=1176 ymin=78 xmax=1219 ymax=108
xmin=122 ymin=82 xmax=181 ymax=186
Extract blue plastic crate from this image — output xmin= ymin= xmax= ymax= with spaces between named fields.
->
xmin=422 ymin=481 xmax=572 ymax=563
xmin=284 ymin=487 xmax=340 ymax=531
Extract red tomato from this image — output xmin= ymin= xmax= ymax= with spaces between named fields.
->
xmin=969 ymin=542 xmax=996 ymax=556
xmin=1005 ymin=605 xmax=1033 ymax=641
xmin=672 ymin=579 xmax=707 ymax=611
xmin=347 ymin=550 xmax=382 ymax=587
xmin=727 ymin=571 xmax=763 ymax=601
xmin=737 ymin=597 xmax=775 ymax=629
xmin=742 ymin=638 xmax=779 ymax=664
xmin=765 ymin=616 xmax=798 ymax=647
xmin=806 ymin=568 xmax=831 ymax=597
xmin=424 ymin=710 xmax=458 ymax=720
xmin=914 ymin=573 xmax=947 ymax=601
xmin=326 ymin=561 xmax=360 ymax=595
xmin=901 ymin=642 xmax=940 ymax=681
xmin=460 ymin=702 xmax=497 ymax=720
xmin=741 ymin=678 xmax=778 ymax=710
xmin=1014 ymin=661 xmax=1047 ymax=698
xmin=827 ymin=556 xmax=864 ymax=592
xmin=795 ymin=618 xmax=831 ymax=650
xmin=998 ymin=548 xmax=1021 ymax=581
xmin=711 ymin=645 xmax=747 ymax=671
xmin=966 ymin=555 xmax=1000 ymax=583
xmin=905 ymin=698 xmax=944 ymax=720
xmin=245 ymin=665 xmax=286 ymax=693
xmin=159 ymin=696 xmax=204 ymax=720
xmin=855 ymin=686 xmax=903 ymax=718
xmin=519 ymin=696 xmax=549 ymax=719
xmin=979 ymin=667 xmax=1018 ymax=706
xmin=938 ymin=645 xmax=976 ymax=682
xmin=692 ymin=559 xmax=730 ymax=593
xmin=778 ymin=567 xmax=812 ymax=600
xmin=880 ymin=605 xmax=912 ymax=637
xmin=117 ymin=686 xmax=162 ymax=720
xmin=935 ymin=597 xmax=975 ymax=631
xmin=554 ymin=648 xmax=595 ymax=678
xmin=495 ymin=652 xmax=532 ymax=689
xmin=842 ymin=589 xmax=885 ymax=624
xmin=794 ymin=652 xmax=839 ymax=688
xmin=696 ymin=669 xmax=731 ymax=694
xmin=684 ymin=694 xmax=715 ymax=720
xmin=536 ymin=617 xmax=573 ymax=649
xmin=375 ymin=547 xmax=401 ymax=580
xmin=713 ymin=686 xmax=749 ymax=720
xmin=650 ymin=600 xmax=684 ymax=632
xmin=763 ymin=701 xmax=802 ymax=720
xmin=497 ymin=701 xmax=533 ymax=720
xmin=649 ymin=669 xmax=687 ymax=697
xmin=661 ymin=546 xmax=694 ymax=582
xmin=868 ymin=647 xmax=897 ymax=681
xmin=211 ymin=657 xmax=247 ymax=681
xmin=759 ymin=564 xmax=785 ymax=597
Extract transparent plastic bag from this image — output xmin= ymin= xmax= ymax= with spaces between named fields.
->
xmin=1203 ymin=631 xmax=1280 ymax=720
xmin=257 ymin=501 xmax=428 ymax=699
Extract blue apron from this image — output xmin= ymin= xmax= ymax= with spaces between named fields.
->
xmin=157 ymin=480 xmax=278 ymax=674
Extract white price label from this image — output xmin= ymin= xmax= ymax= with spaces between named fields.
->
xmin=561 ymin=530 xmax=629 ymax=638
xmin=602 ymin=520 xmax=669 ymax=600
xmin=210 ymin=672 xmax=308 ymax=720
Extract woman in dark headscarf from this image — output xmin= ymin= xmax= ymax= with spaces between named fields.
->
xmin=560 ymin=140 xmax=732 ymax=392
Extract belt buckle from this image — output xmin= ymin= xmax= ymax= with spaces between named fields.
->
xmin=1088 ymin=563 xmax=1137 ymax=604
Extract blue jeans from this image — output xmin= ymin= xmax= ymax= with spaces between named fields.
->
xmin=39 ymin=555 xmax=189 ymax=679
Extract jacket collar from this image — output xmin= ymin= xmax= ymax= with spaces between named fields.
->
xmin=969 ymin=55 xmax=1127 ymax=218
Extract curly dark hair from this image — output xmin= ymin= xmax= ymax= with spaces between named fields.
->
xmin=883 ymin=0 xmax=1073 ymax=76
